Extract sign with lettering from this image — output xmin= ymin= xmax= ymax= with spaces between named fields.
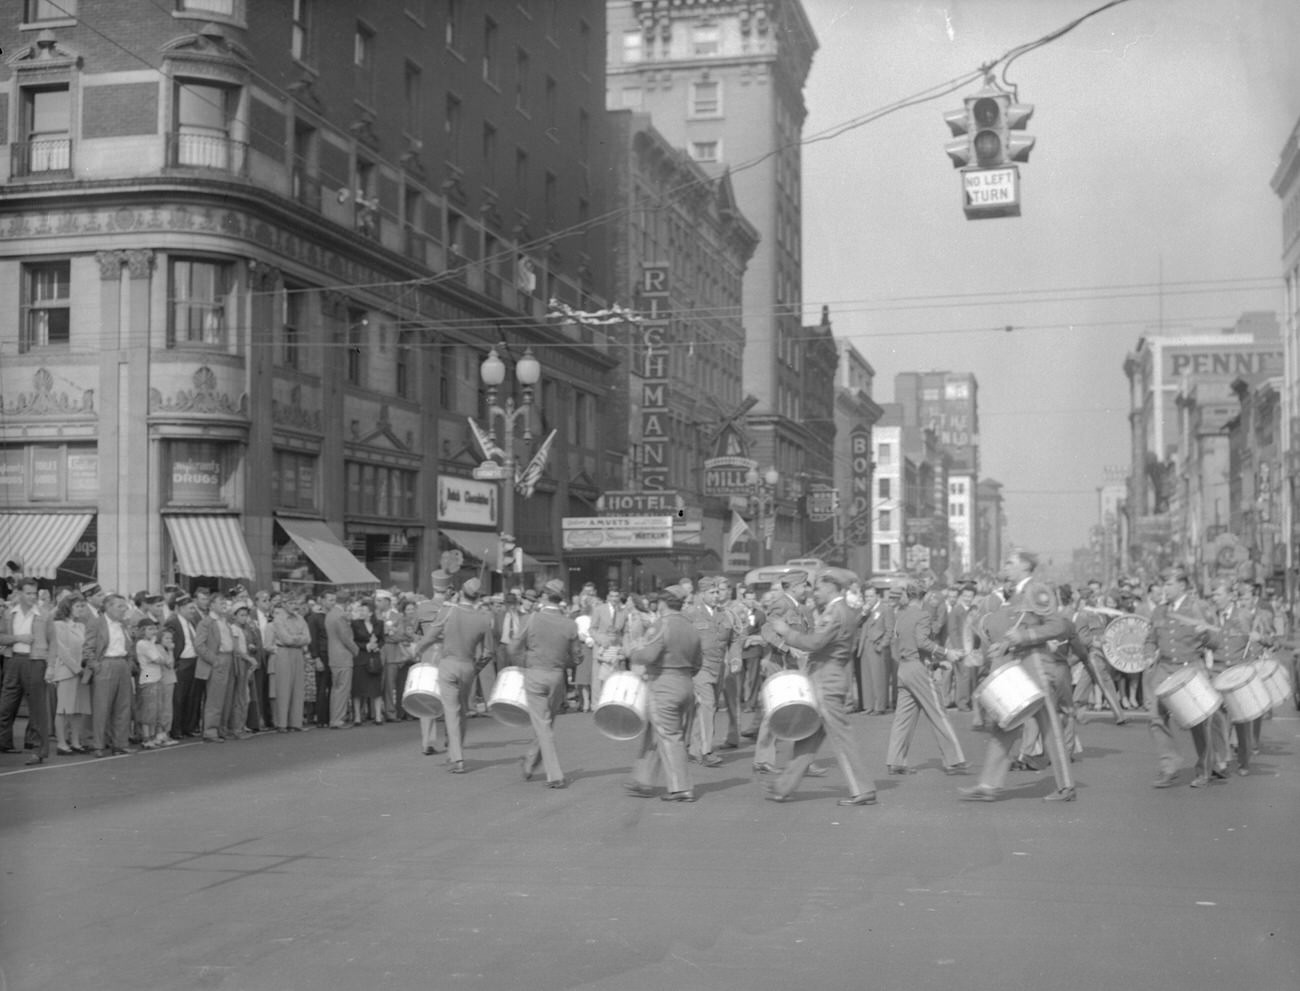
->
xmin=561 ymin=516 xmax=674 ymax=551
xmin=31 ymin=446 xmax=63 ymax=501
xmin=67 ymin=451 xmax=98 ymax=500
xmin=849 ymin=428 xmax=871 ymax=544
xmin=639 ymin=264 xmax=671 ymax=491
xmin=807 ymin=484 xmax=835 ymax=522
xmin=961 ymin=166 xmax=1020 ymax=219
xmin=437 ymin=476 xmax=498 ymax=527
xmin=170 ymin=442 xmax=225 ymax=504
xmin=703 ymin=456 xmax=758 ymax=496
xmin=1161 ymin=347 xmax=1283 ymax=381
xmin=596 ymin=490 xmax=683 ymax=516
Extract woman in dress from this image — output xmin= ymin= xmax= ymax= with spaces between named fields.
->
xmin=48 ymin=595 xmax=92 ymax=754
xmin=351 ymin=598 xmax=385 ymax=724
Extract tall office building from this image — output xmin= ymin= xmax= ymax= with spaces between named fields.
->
xmin=606 ymin=0 xmax=829 ymax=562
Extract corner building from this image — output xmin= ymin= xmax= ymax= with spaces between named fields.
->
xmin=0 ymin=0 xmax=617 ymax=594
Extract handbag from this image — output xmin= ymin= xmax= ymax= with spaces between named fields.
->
xmin=366 ymin=652 xmax=381 ymax=676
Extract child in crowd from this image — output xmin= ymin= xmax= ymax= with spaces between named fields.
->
xmin=157 ymin=628 xmax=178 ymax=745
xmin=134 ymin=618 xmax=176 ymax=749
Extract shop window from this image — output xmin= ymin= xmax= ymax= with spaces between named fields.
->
xmin=165 ymin=440 xmax=234 ymax=507
xmin=21 ymin=261 xmax=70 ymax=352
xmin=0 ymin=443 xmax=97 ymax=506
xmin=272 ymin=449 xmax=318 ymax=511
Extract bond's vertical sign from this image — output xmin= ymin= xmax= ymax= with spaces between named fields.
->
xmin=640 ymin=265 xmax=670 ymax=491
xmin=848 ymin=427 xmax=872 ymax=545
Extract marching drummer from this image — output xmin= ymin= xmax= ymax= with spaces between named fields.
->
xmin=1144 ymin=566 xmax=1219 ymax=789
xmin=417 ymin=577 xmax=495 ymax=774
xmin=508 ymin=578 xmax=582 ymax=789
xmin=625 ymin=585 xmax=703 ymax=802
xmin=685 ymin=576 xmax=740 ymax=768
xmin=409 ymin=571 xmax=455 ymax=756
xmin=761 ymin=568 xmax=877 ymax=807
xmin=959 ymin=551 xmax=1077 ymax=803
xmin=1204 ymin=579 xmax=1272 ymax=776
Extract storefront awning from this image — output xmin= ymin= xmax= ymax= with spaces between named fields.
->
xmin=164 ymin=515 xmax=255 ymax=580
xmin=0 ymin=513 xmax=93 ymax=580
xmin=276 ymin=517 xmax=380 ymax=586
xmin=440 ymin=527 xmax=542 ymax=573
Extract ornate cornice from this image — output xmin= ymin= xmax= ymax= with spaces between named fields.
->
xmin=149 ymin=366 xmax=248 ymax=417
xmin=271 ymin=384 xmax=322 ymax=432
xmin=1 ymin=367 xmax=95 ymax=418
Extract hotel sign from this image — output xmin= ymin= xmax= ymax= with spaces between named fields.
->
xmin=596 ymin=490 xmax=683 ymax=515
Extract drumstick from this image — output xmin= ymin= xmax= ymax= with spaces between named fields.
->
xmin=1170 ymin=613 xmax=1221 ymax=633
xmin=1083 ymin=605 xmax=1126 ymax=618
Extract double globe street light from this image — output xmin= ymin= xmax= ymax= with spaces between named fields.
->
xmin=479 ymin=346 xmax=540 ymax=578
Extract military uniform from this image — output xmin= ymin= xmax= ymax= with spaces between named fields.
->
xmin=1207 ymin=599 xmax=1269 ymax=774
xmin=426 ymin=598 xmax=495 ymax=769
xmin=627 ymin=609 xmax=702 ymax=798
xmin=1145 ymin=592 xmax=1216 ymax=784
xmin=684 ymin=594 xmax=738 ymax=763
xmin=510 ymin=604 xmax=581 ymax=785
xmin=885 ymin=599 xmax=965 ymax=771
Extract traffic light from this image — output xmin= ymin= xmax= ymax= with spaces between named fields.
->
xmin=944 ymin=85 xmax=1035 ymax=169
xmin=498 ymin=533 xmax=516 ymax=573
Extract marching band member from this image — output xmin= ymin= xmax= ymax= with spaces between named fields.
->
xmin=960 ymin=551 xmax=1077 ymax=803
xmin=749 ymin=571 xmax=814 ymax=775
xmin=685 ymin=576 xmax=739 ymax=767
xmin=416 ymin=575 xmax=494 ymax=773
xmin=625 ymin=585 xmax=703 ymax=802
xmin=762 ymin=569 xmax=877 ymax=807
xmin=885 ymin=580 xmax=967 ymax=776
xmin=1070 ymin=587 xmax=1128 ymax=724
xmin=1206 ymin=579 xmax=1271 ymax=776
xmin=1144 ymin=567 xmax=1218 ymax=789
xmin=410 ymin=571 xmax=454 ymax=756
xmin=509 ymin=579 xmax=582 ymax=789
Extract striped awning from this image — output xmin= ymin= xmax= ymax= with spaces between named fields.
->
xmin=164 ymin=515 xmax=255 ymax=580
xmin=0 ymin=513 xmax=94 ymax=580
xmin=276 ymin=517 xmax=380 ymax=586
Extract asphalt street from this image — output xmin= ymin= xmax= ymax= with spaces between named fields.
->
xmin=1 ymin=704 xmax=1297 ymax=991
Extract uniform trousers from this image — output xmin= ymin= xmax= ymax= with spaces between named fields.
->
xmin=1147 ymin=661 xmax=1217 ymax=777
xmin=630 ymin=669 xmax=695 ymax=794
xmin=438 ymin=658 xmax=477 ymax=764
xmin=201 ymin=653 xmax=233 ymax=740
xmin=719 ymin=665 xmax=743 ymax=746
xmin=691 ymin=667 xmax=728 ymax=756
xmin=953 ymin=659 xmax=976 ymax=710
xmin=522 ymin=667 xmax=566 ymax=783
xmin=769 ymin=665 xmax=872 ymax=799
xmin=860 ymin=644 xmax=893 ymax=712
xmin=1072 ymin=651 xmax=1125 ymax=718
xmin=328 ymin=662 xmax=353 ymax=727
xmin=975 ymin=658 xmax=1074 ymax=792
xmin=273 ymin=647 xmax=305 ymax=730
xmin=0 ymin=656 xmax=50 ymax=758
xmin=1209 ymin=707 xmax=1249 ymax=771
xmin=90 ymin=657 xmax=133 ymax=751
xmin=886 ymin=658 xmax=966 ymax=768
xmin=173 ymin=659 xmax=200 ymax=736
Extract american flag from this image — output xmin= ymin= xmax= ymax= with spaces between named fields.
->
xmin=515 ymin=429 xmax=557 ymax=497
xmin=467 ymin=417 xmax=504 ymax=462
xmin=727 ymin=510 xmax=751 ymax=551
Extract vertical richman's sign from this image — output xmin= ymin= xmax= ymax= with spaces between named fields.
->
xmin=640 ymin=264 xmax=670 ymax=491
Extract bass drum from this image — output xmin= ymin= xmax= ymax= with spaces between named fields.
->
xmin=1101 ymin=615 xmax=1155 ymax=674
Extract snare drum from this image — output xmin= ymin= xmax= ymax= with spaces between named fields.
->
xmin=761 ymin=670 xmax=821 ymax=741
xmin=1252 ymin=656 xmax=1293 ymax=711
xmin=401 ymin=664 xmax=443 ymax=718
xmin=1212 ymin=666 xmax=1270 ymax=724
xmin=977 ymin=663 xmax=1045 ymax=731
xmin=593 ymin=671 xmax=649 ymax=741
xmin=1155 ymin=667 xmax=1221 ymax=729
xmin=488 ymin=666 xmax=531 ymax=727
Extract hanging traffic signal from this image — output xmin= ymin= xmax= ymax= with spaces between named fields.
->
xmin=943 ymin=80 xmax=1035 ymax=220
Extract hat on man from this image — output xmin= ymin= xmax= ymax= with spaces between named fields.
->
xmin=522 ymin=588 xmax=540 ymax=602
xmin=173 ymin=593 xmax=192 ymax=608
xmin=818 ymin=567 xmax=857 ymax=591
xmin=375 ymin=588 xmax=393 ymax=601
xmin=660 ymin=584 xmax=687 ymax=607
xmin=778 ymin=571 xmax=808 ymax=590
xmin=144 ymin=593 xmax=165 ymax=606
xmin=461 ymin=577 xmax=483 ymax=599
xmin=232 ymin=602 xmax=251 ymax=615
xmin=543 ymin=578 xmax=566 ymax=598
xmin=431 ymin=570 xmax=453 ymax=592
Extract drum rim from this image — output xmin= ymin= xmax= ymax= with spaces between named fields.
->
xmin=1213 ymin=667 xmax=1256 ymax=688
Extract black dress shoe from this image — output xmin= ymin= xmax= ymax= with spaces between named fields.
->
xmin=448 ymin=761 xmax=466 ymax=774
xmin=624 ymin=781 xmax=656 ymax=798
xmin=521 ymin=757 xmax=534 ymax=781
xmin=547 ymin=778 xmax=568 ymax=789
xmin=751 ymin=762 xmax=778 ymax=775
xmin=837 ymin=792 xmax=877 ymax=807
xmin=660 ymin=785 xmax=702 ymax=801
xmin=25 ymin=755 xmax=46 ymax=766
xmin=958 ymin=785 xmax=998 ymax=802
xmin=887 ymin=765 xmax=915 ymax=775
xmin=1043 ymin=787 xmax=1076 ymax=803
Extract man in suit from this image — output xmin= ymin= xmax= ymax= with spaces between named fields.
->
xmin=589 ymin=585 xmax=626 ymax=710
xmin=960 ymin=551 xmax=1077 ymax=803
xmin=325 ymin=592 xmax=358 ymax=728
xmin=85 ymin=593 xmax=137 ymax=756
xmin=306 ymin=593 xmax=331 ymax=726
xmin=1144 ymin=567 xmax=1219 ymax=788
xmin=509 ymin=578 xmax=582 ymax=788
xmin=764 ymin=569 xmax=877 ymax=807
xmin=885 ymin=580 xmax=967 ymax=776
xmin=194 ymin=594 xmax=236 ymax=742
xmin=0 ymin=578 xmax=51 ymax=764
xmin=685 ymin=577 xmax=738 ymax=767
xmin=625 ymin=585 xmax=703 ymax=802
xmin=164 ymin=594 xmax=201 ymax=738
xmin=421 ymin=577 xmax=494 ymax=773
xmin=856 ymin=582 xmax=895 ymax=714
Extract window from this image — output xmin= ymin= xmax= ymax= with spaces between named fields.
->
xmin=953 ymin=503 xmax=965 ymax=517
xmin=514 ymin=47 xmax=530 ymax=113
xmin=0 ymin=443 xmax=97 ymax=508
xmin=878 ymin=477 xmax=891 ymax=499
xmin=690 ymin=79 xmax=720 ymax=117
xmin=166 ymin=440 xmax=232 ymax=507
xmin=622 ymin=30 xmax=643 ymax=63
xmin=18 ymin=86 xmax=70 ymax=174
xmin=404 ymin=61 xmax=422 ymax=135
xmin=346 ymin=310 xmax=367 ymax=385
xmin=545 ymin=76 xmax=557 ymax=129
xmin=354 ymin=22 xmax=375 ymax=106
xmin=877 ymin=443 xmax=892 ymax=466
xmin=272 ymin=450 xmax=318 ymax=511
xmin=544 ymin=172 xmax=556 ymax=228
xmin=175 ymin=80 xmax=239 ymax=170
xmin=514 ymin=148 xmax=528 ymax=197
xmin=445 ymin=93 xmax=462 ymax=164
xmin=291 ymin=120 xmax=318 ymax=208
xmin=169 ymin=258 xmax=230 ymax=347
xmin=445 ymin=0 xmax=461 ymax=51
xmin=483 ymin=17 xmax=498 ymax=85
xmin=291 ymin=0 xmax=311 ymax=61
xmin=689 ymin=141 xmax=719 ymax=163
xmin=692 ymin=24 xmax=720 ymax=55
xmin=877 ymin=543 xmax=891 ymax=572
xmin=26 ymin=0 xmax=78 ymax=19
xmin=619 ymin=86 xmax=643 ymax=109
xmin=481 ymin=122 xmax=497 ymax=186
xmin=21 ymin=261 xmax=70 ymax=352
xmin=345 ymin=462 xmax=417 ymax=518
xmin=281 ymin=285 xmax=303 ymax=369
xmin=438 ymin=345 xmax=455 ymax=409
xmin=176 ymin=0 xmax=237 ymax=15
xmin=396 ymin=332 xmax=413 ymax=398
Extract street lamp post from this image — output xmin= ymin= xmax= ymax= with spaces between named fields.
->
xmin=745 ymin=466 xmax=780 ymax=568
xmin=479 ymin=346 xmax=540 ymax=581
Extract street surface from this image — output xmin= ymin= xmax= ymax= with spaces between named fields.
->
xmin=1 ymin=706 xmax=1297 ymax=991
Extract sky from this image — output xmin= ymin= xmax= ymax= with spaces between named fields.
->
xmin=799 ymin=0 xmax=1300 ymax=572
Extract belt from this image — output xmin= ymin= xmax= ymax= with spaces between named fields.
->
xmin=103 ymin=655 xmax=128 ymax=660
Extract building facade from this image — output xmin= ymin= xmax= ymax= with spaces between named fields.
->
xmin=1271 ymin=114 xmax=1300 ymax=611
xmin=0 ymin=0 xmax=618 ymax=594
xmin=830 ymin=339 xmax=883 ymax=575
xmin=871 ymin=406 xmax=902 ymax=575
